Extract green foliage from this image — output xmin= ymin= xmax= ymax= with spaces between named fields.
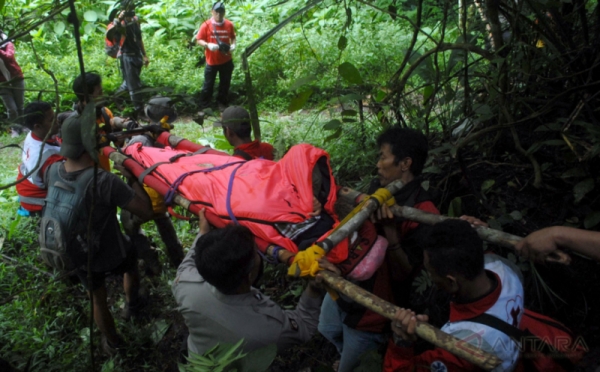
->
xmin=180 ymin=340 xmax=276 ymax=372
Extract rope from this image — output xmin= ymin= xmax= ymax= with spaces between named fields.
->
xmin=225 ymin=162 xmax=245 ymax=225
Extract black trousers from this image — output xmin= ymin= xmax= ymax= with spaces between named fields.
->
xmin=199 ymin=60 xmax=234 ymax=108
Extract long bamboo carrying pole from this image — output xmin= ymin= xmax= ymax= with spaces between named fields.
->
xmin=319 ymin=271 xmax=502 ymax=371
xmin=337 ymin=187 xmax=572 ymax=264
xmin=107 ymin=151 xmax=502 ymax=370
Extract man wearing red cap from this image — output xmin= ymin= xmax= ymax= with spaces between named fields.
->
xmin=196 ymin=2 xmax=236 ymax=110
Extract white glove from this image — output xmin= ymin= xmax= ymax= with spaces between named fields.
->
xmin=229 ymin=43 xmax=236 ymax=52
xmin=207 ymin=43 xmax=219 ymax=51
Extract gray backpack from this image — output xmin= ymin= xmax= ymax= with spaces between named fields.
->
xmin=39 ymin=164 xmax=95 ymax=271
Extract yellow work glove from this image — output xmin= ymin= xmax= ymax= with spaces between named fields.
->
xmin=287 ymin=245 xmax=326 ymax=278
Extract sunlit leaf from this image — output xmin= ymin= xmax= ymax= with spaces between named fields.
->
xmin=338 ymin=62 xmax=363 ymax=85
xmin=83 ymin=10 xmax=98 ymax=22
xmin=54 ymin=21 xmax=66 ymax=35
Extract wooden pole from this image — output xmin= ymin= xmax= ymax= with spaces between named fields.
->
xmin=319 ymin=271 xmax=502 ymax=371
xmin=337 ymin=187 xmax=571 ymax=264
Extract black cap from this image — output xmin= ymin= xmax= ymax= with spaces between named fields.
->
xmin=214 ymin=106 xmax=251 ymax=132
xmin=212 ymin=2 xmax=225 ymax=12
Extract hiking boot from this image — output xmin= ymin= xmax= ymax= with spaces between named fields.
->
xmin=101 ymin=335 xmax=123 ymax=357
xmin=120 ymin=290 xmax=148 ymax=321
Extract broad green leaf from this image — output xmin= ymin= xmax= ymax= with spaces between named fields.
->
xmin=338 ymin=62 xmax=363 ymax=85
xmin=84 ymin=23 xmax=95 ymax=35
xmin=325 ymin=128 xmax=342 ymax=142
xmin=323 ymin=119 xmax=341 ymax=131
xmin=584 ymin=211 xmax=600 ymax=229
xmin=150 ymin=319 xmax=171 ymax=345
xmin=341 ymin=110 xmax=357 ymax=117
xmin=374 ymin=89 xmax=386 ymax=102
xmin=574 ymin=178 xmax=594 ymax=203
xmin=54 ymin=21 xmax=66 ymax=35
xmin=0 ymin=0 xmax=4 ymax=12
xmin=287 ymin=89 xmax=313 ymax=113
xmin=448 ymin=197 xmax=462 ymax=217
xmin=232 ymin=343 xmax=276 ymax=372
xmin=421 ymin=180 xmax=430 ymax=191
xmin=481 ymin=179 xmax=495 ymax=193
xmin=83 ymin=10 xmax=98 ymax=22
xmin=423 ymin=165 xmax=441 ymax=174
xmin=423 ymin=85 xmax=434 ymax=103
xmin=337 ymin=35 xmax=348 ymax=51
xmin=289 ymin=74 xmax=317 ymax=91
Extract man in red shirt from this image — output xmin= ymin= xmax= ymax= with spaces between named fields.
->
xmin=15 ymin=101 xmax=63 ymax=215
xmin=216 ymin=106 xmax=274 ymax=160
xmin=196 ymin=2 xmax=236 ymax=110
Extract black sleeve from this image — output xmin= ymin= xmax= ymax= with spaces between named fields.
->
xmin=94 ymin=170 xmax=135 ymax=209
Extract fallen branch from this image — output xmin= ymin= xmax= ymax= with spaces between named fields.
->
xmin=319 ymin=271 xmax=502 ymax=371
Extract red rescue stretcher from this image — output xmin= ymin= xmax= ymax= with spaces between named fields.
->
xmin=103 ymin=132 xmax=349 ymax=263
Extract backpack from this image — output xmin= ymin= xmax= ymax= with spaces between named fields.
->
xmin=105 ymin=21 xmax=122 ymax=58
xmin=39 ymin=164 xmax=95 ymax=271
xmin=469 ymin=309 xmax=587 ymax=371
xmin=105 ymin=17 xmax=139 ymax=58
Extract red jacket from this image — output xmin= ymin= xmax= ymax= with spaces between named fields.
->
xmin=234 ymin=140 xmax=275 ymax=161
xmin=0 ymin=42 xmax=23 ymax=82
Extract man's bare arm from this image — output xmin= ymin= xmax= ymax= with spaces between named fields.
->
xmin=515 ymin=226 xmax=600 ymax=263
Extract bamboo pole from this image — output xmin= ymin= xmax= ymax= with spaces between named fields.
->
xmin=318 ymin=179 xmax=405 ymax=253
xmin=319 ymin=271 xmax=502 ymax=371
xmin=337 ymin=187 xmax=572 ymax=264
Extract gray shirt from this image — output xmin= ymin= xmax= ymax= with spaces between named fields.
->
xmin=172 ymin=233 xmax=323 ymax=356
